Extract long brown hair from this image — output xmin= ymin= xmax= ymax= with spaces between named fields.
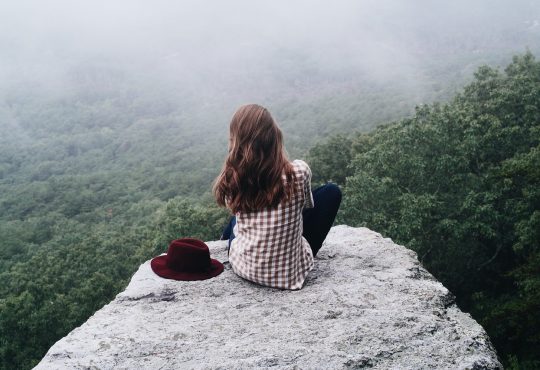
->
xmin=213 ymin=104 xmax=294 ymax=213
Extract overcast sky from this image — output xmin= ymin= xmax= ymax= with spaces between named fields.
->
xmin=1 ymin=1 xmax=539 ymax=106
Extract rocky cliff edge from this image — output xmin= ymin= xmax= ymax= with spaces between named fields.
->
xmin=35 ymin=225 xmax=501 ymax=369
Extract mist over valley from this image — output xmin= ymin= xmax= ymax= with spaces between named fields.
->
xmin=1 ymin=1 xmax=539 ymax=369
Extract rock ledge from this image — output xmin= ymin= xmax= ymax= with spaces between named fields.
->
xmin=36 ymin=226 xmax=501 ymax=369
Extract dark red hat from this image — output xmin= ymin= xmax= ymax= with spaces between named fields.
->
xmin=151 ymin=238 xmax=224 ymax=281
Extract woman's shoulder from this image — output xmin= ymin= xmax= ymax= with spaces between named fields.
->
xmin=291 ymin=159 xmax=312 ymax=179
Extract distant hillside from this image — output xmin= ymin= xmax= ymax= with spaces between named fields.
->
xmin=1 ymin=9 xmax=540 ymax=366
xmin=309 ymin=52 xmax=540 ymax=369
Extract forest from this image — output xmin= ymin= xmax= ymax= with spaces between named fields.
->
xmin=309 ymin=53 xmax=540 ymax=369
xmin=1 ymin=1 xmax=540 ymax=369
xmin=1 ymin=52 xmax=538 ymax=370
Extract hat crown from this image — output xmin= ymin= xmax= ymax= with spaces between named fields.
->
xmin=166 ymin=238 xmax=211 ymax=273
xmin=150 ymin=237 xmax=224 ymax=281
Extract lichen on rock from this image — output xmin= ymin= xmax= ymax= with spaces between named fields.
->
xmin=35 ymin=225 xmax=502 ymax=369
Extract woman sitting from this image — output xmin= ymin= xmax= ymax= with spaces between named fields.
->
xmin=214 ymin=104 xmax=341 ymax=290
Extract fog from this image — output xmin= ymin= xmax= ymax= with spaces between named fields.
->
xmin=1 ymin=0 xmax=539 ymax=143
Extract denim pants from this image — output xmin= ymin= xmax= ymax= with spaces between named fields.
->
xmin=221 ymin=183 xmax=342 ymax=257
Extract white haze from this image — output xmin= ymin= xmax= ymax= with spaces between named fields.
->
xmin=0 ymin=0 xmax=539 ymax=146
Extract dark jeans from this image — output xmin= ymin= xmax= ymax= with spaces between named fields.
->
xmin=221 ymin=183 xmax=342 ymax=257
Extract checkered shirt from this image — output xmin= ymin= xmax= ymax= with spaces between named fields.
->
xmin=228 ymin=159 xmax=315 ymax=290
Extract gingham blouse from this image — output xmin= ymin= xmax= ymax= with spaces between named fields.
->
xmin=228 ymin=159 xmax=315 ymax=290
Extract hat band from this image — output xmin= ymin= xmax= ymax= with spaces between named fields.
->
xmin=167 ymin=259 xmax=211 ymax=273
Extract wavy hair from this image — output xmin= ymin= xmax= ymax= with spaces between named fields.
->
xmin=213 ymin=104 xmax=294 ymax=213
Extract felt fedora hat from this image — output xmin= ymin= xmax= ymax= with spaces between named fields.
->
xmin=151 ymin=238 xmax=224 ymax=281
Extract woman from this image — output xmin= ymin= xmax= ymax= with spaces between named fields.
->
xmin=213 ymin=104 xmax=341 ymax=290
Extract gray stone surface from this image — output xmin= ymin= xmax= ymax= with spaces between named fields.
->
xmin=35 ymin=225 xmax=501 ymax=369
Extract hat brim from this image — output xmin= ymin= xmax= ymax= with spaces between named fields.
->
xmin=150 ymin=255 xmax=224 ymax=281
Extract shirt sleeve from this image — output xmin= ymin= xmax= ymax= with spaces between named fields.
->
xmin=301 ymin=161 xmax=314 ymax=209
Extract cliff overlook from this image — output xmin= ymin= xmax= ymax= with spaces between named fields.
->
xmin=36 ymin=226 xmax=501 ymax=369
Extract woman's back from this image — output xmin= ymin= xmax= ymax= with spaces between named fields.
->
xmin=228 ymin=159 xmax=314 ymax=290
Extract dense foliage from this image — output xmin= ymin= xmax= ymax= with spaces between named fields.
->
xmin=0 ymin=50 xmax=538 ymax=369
xmin=309 ymin=52 xmax=540 ymax=368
